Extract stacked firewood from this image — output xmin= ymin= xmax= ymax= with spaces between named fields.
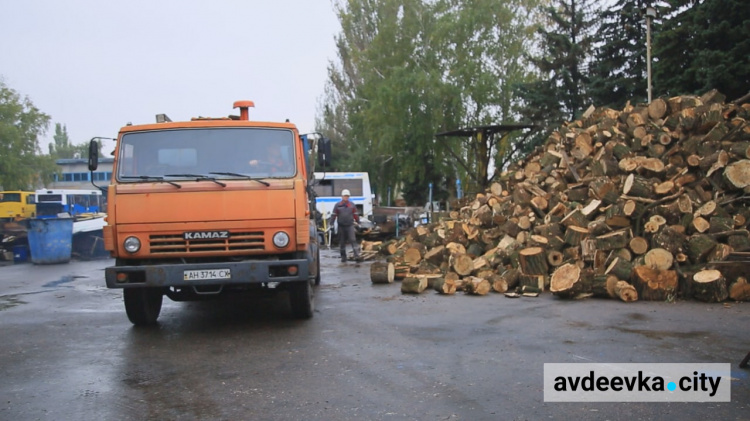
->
xmin=370 ymin=90 xmax=750 ymax=303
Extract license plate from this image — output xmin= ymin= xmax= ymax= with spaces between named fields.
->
xmin=183 ymin=269 xmax=231 ymax=281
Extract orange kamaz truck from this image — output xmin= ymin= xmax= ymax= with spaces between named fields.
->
xmin=88 ymin=101 xmax=323 ymax=325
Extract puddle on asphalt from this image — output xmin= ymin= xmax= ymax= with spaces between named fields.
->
xmin=611 ymin=325 xmax=709 ymax=340
xmin=42 ymin=275 xmax=87 ymax=288
xmin=0 ymin=295 xmax=27 ymax=311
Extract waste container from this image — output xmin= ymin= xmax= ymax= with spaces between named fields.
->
xmin=12 ymin=245 xmax=28 ymax=263
xmin=28 ymin=218 xmax=73 ymax=264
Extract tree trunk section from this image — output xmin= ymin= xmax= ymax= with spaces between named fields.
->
xmin=433 ymin=277 xmax=457 ymax=295
xmin=401 ymin=277 xmax=428 ymax=294
xmin=629 ymin=236 xmax=649 ymax=255
xmin=729 ymin=277 xmax=750 ymax=301
xmin=613 ymin=281 xmax=638 ymax=302
xmin=519 ymin=247 xmax=549 ymax=275
xmin=451 ymin=254 xmax=474 ymax=276
xmin=463 ymin=276 xmax=491 ymax=296
xmin=644 ymin=248 xmax=674 ymax=270
xmin=691 ymin=269 xmax=728 ymax=302
xmin=550 ymin=263 xmax=583 ymax=298
xmin=633 ymin=266 xmax=678 ymax=301
xmin=564 ymin=226 xmax=589 ymax=246
xmin=492 ymin=268 xmax=520 ymax=293
xmin=370 ymin=262 xmax=395 ymax=284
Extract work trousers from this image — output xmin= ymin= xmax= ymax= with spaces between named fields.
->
xmin=338 ymin=224 xmax=361 ymax=258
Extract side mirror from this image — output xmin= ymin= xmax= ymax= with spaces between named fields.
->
xmin=88 ymin=139 xmax=99 ymax=171
xmin=317 ymin=137 xmax=332 ymax=167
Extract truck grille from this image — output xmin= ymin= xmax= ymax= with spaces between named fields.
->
xmin=149 ymin=231 xmax=265 ymax=254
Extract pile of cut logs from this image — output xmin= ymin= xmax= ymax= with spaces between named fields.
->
xmin=369 ymin=90 xmax=750 ymax=303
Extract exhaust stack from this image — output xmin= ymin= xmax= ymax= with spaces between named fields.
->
xmin=233 ymin=101 xmax=255 ymax=121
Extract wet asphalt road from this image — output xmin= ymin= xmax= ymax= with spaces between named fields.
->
xmin=0 ymin=250 xmax=749 ymax=420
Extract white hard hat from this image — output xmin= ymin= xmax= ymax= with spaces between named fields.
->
xmin=341 ymin=189 xmax=351 ymax=196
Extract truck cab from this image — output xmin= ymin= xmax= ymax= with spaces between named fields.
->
xmin=89 ymin=101 xmax=321 ymax=325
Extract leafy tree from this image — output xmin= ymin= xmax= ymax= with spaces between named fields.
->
xmin=0 ymin=80 xmax=55 ymax=190
xmin=589 ymin=0 xmax=658 ymax=108
xmin=654 ymin=0 xmax=750 ymax=100
xmin=516 ymin=0 xmax=598 ymax=137
xmin=434 ymin=0 xmax=541 ymax=193
xmin=320 ymin=0 xmax=541 ymax=202
xmin=48 ymin=123 xmax=88 ymax=159
xmin=322 ymin=0 xmax=461 ymax=205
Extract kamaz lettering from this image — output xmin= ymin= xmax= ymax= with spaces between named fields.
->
xmin=184 ymin=231 xmax=230 ymax=240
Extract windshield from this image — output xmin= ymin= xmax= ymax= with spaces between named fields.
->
xmin=117 ymin=128 xmax=296 ymax=180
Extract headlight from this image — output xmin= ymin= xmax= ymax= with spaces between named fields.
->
xmin=272 ymin=231 xmax=290 ymax=248
xmin=123 ymin=236 xmax=141 ymax=253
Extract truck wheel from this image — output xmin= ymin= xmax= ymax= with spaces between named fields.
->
xmin=124 ymin=288 xmax=163 ymax=326
xmin=289 ymin=281 xmax=314 ymax=319
xmin=315 ymin=247 xmax=321 ymax=285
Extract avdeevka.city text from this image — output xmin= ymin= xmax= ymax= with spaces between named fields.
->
xmin=554 ymin=370 xmax=722 ymax=397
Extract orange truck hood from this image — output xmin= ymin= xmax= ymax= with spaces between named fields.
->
xmin=112 ymin=182 xmax=295 ymax=224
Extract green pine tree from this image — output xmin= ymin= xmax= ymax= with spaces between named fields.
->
xmin=654 ymin=0 xmax=750 ymax=100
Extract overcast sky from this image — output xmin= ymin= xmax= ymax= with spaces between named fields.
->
xmin=0 ymin=0 xmax=340 ymax=152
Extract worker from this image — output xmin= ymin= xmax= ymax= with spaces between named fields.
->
xmin=249 ymin=144 xmax=289 ymax=174
xmin=329 ymin=189 xmax=362 ymax=262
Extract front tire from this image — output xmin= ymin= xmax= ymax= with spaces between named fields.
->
xmin=289 ymin=281 xmax=314 ymax=319
xmin=124 ymin=288 xmax=163 ymax=326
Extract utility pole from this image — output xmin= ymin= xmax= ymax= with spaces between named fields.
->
xmin=646 ymin=6 xmax=657 ymax=103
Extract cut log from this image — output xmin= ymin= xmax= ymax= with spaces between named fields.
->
xmin=370 ymin=262 xmax=395 ymax=284
xmin=687 ymin=234 xmax=718 ymax=262
xmin=564 ymin=226 xmax=590 ymax=246
xmin=592 ymin=274 xmax=619 ymax=298
xmin=644 ymin=248 xmax=674 ymax=270
xmin=492 ymin=268 xmax=520 ymax=293
xmin=729 ymin=277 xmax=750 ymax=301
xmin=393 ymin=264 xmax=410 ymax=280
xmin=629 ymin=236 xmax=649 ymax=255
xmin=632 ymin=266 xmax=678 ymax=301
xmin=623 ymin=174 xmax=653 ymax=198
xmin=424 ymin=245 xmax=445 ymax=265
xmin=518 ymin=274 xmax=546 ymax=291
xmin=547 ymin=250 xmax=564 ymax=267
xmin=596 ymin=229 xmax=632 ymax=251
xmin=401 ymin=277 xmax=428 ymax=294
xmin=613 ymin=281 xmax=638 ymax=302
xmin=550 ymin=263 xmax=583 ymax=298
xmin=433 ymin=277 xmax=456 ymax=295
xmin=724 ymin=160 xmax=750 ymax=189
xmin=605 ymin=257 xmax=634 ymax=281
xmin=403 ymin=247 xmax=423 ymax=266
xmin=648 ymin=98 xmax=669 ymax=120
xmin=691 ymin=269 xmax=728 ymax=302
xmin=451 ymin=254 xmax=474 ymax=276
xmin=561 ymin=209 xmax=588 ymax=228
xmin=519 ymin=247 xmax=549 ymax=275
xmin=463 ymin=276 xmax=491 ymax=296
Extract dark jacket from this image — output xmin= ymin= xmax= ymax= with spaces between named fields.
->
xmin=331 ymin=200 xmax=359 ymax=227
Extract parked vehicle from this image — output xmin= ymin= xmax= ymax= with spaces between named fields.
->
xmin=88 ymin=101 xmax=323 ymax=325
xmin=0 ymin=191 xmax=36 ymax=221
xmin=312 ymin=172 xmax=373 ymax=221
xmin=35 ymin=189 xmax=103 ymax=218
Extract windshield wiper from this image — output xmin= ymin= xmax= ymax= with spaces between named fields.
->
xmin=209 ymin=172 xmax=270 ymax=186
xmin=164 ymin=174 xmax=227 ymax=187
xmin=121 ymin=175 xmax=182 ymax=188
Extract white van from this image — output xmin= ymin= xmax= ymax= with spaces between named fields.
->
xmin=312 ymin=172 xmax=373 ymax=221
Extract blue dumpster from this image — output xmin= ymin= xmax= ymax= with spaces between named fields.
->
xmin=12 ymin=245 xmax=28 ymax=263
xmin=28 ymin=218 xmax=73 ymax=264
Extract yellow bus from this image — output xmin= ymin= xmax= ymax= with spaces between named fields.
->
xmin=0 ymin=191 xmax=36 ymax=221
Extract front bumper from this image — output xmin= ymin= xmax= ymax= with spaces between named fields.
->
xmin=105 ymin=259 xmax=309 ymax=288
